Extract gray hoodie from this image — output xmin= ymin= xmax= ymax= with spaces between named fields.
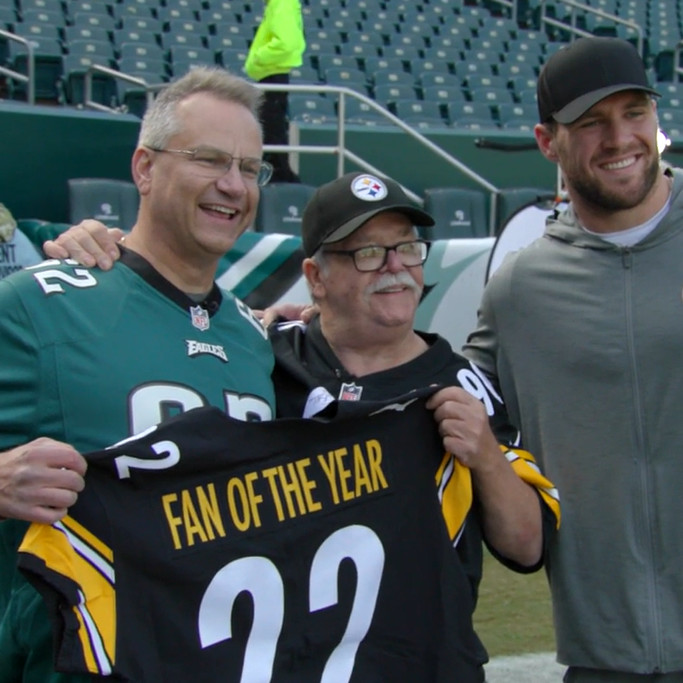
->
xmin=464 ymin=168 xmax=683 ymax=673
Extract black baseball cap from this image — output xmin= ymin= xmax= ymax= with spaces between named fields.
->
xmin=537 ymin=37 xmax=660 ymax=124
xmin=301 ymin=172 xmax=434 ymax=257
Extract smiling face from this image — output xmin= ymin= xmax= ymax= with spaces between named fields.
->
xmin=135 ymin=92 xmax=263 ymax=262
xmin=305 ymin=212 xmax=424 ymax=334
xmin=535 ymin=90 xmax=664 ymax=230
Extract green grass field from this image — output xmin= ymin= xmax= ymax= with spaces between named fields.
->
xmin=474 ymin=551 xmax=556 ymax=657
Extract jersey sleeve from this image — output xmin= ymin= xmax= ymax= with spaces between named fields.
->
xmin=18 ymin=515 xmax=116 ymax=676
xmin=0 ymin=276 xmax=43 ymax=448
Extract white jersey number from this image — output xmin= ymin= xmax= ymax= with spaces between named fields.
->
xmin=198 ymin=524 xmax=384 ymax=682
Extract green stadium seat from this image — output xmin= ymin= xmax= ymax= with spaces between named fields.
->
xmin=423 ymin=187 xmax=490 ymax=239
xmin=288 ymin=94 xmax=337 ymax=124
xmin=254 ymin=183 xmax=317 ymax=235
xmin=7 ymin=33 xmax=63 ymax=101
xmin=68 ymin=178 xmax=140 ymax=232
xmin=496 ymin=187 xmax=555 ymax=233
xmin=60 ymin=52 xmax=117 ymax=106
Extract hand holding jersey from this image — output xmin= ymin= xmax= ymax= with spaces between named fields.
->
xmin=0 ymin=438 xmax=86 ymax=523
xmin=428 ymin=387 xmax=548 ymax=565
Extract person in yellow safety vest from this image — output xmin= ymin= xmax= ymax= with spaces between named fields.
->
xmin=245 ymin=0 xmax=306 ymax=183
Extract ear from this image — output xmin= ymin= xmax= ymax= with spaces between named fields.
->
xmin=131 ymin=147 xmax=154 ymax=195
xmin=534 ymin=122 xmax=559 ymax=163
xmin=302 ymin=257 xmax=325 ymax=299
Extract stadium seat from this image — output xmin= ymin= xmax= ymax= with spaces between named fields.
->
xmin=116 ymin=71 xmax=163 ymax=117
xmin=157 ymin=5 xmax=199 ymax=24
xmin=61 ymin=52 xmax=117 ymax=106
xmin=160 ymin=28 xmax=205 ymax=51
xmin=469 ymin=87 xmax=515 ymax=107
xmin=362 ymin=18 xmax=399 ymax=41
xmin=7 ymin=33 xmax=63 ymax=101
xmin=19 ymin=8 xmax=65 ymax=27
xmin=465 ymin=73 xmax=510 ymax=91
xmin=67 ymin=38 xmax=116 ymax=65
xmin=342 ymin=97 xmax=391 ymax=126
xmin=393 ymin=98 xmax=445 ymax=125
xmin=421 ymin=46 xmax=466 ymax=72
xmin=421 ymin=85 xmax=468 ymax=106
xmin=496 ymin=187 xmax=555 ymax=233
xmin=371 ymin=68 xmax=416 ymax=90
xmin=118 ymin=40 xmax=166 ymax=63
xmin=71 ymin=11 xmax=116 ymax=34
xmin=381 ymin=44 xmax=423 ymax=66
xmin=507 ymin=73 xmax=539 ymax=96
xmin=336 ymin=42 xmax=381 ymax=61
xmin=118 ymin=56 xmax=167 ymax=81
xmin=322 ymin=66 xmax=369 ymax=95
xmin=373 ymin=83 xmax=418 ymax=108
xmin=112 ymin=28 xmax=160 ymax=51
xmin=325 ymin=17 xmax=361 ymax=38
xmin=288 ymin=64 xmax=321 ymax=85
xmin=364 ymin=57 xmax=408 ymax=78
xmin=68 ymin=178 xmax=139 ymax=232
xmin=167 ymin=45 xmax=216 ymax=75
xmin=497 ymin=103 xmax=538 ymax=130
xmin=65 ymin=0 xmax=111 ymax=15
xmin=13 ymin=20 xmax=60 ymax=43
xmin=316 ymin=53 xmax=360 ymax=77
xmin=288 ymin=94 xmax=337 ymax=124
xmin=254 ymin=183 xmax=317 ymax=235
xmin=418 ymin=57 xmax=452 ymax=76
xmin=207 ymin=34 xmax=250 ymax=54
xmin=415 ymin=71 xmax=461 ymax=90
xmin=22 ymin=0 xmax=64 ymax=13
xmin=423 ymin=187 xmax=490 ymax=239
xmin=446 ymin=101 xmax=498 ymax=129
xmin=63 ymin=25 xmax=111 ymax=46
xmin=111 ymin=1 xmax=156 ymax=22
xmin=118 ymin=15 xmax=163 ymax=37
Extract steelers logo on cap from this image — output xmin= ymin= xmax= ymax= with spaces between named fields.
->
xmin=350 ymin=174 xmax=388 ymax=201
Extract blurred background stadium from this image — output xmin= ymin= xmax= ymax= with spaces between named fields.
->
xmin=1 ymin=0 xmax=682 ymax=241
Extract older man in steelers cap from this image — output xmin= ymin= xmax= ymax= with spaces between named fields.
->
xmin=40 ymin=169 xmax=560 ymax=678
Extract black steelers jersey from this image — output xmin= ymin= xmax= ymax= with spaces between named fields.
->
xmin=18 ymin=390 xmax=485 ymax=683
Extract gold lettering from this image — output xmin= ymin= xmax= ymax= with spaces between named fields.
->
xmin=181 ymin=489 xmax=209 ymax=546
xmin=366 ymin=439 xmax=388 ymax=490
xmin=295 ymin=458 xmax=322 ymax=513
xmin=226 ymin=478 xmax=250 ymax=531
xmin=244 ymin=471 xmax=264 ymax=528
xmin=334 ymin=447 xmax=354 ymax=501
xmin=318 ymin=451 xmax=340 ymax=504
xmin=195 ymin=483 xmax=225 ymax=541
xmin=352 ymin=443 xmax=373 ymax=496
xmin=277 ymin=463 xmax=306 ymax=518
xmin=262 ymin=466 xmax=285 ymax=521
xmin=161 ymin=493 xmax=183 ymax=550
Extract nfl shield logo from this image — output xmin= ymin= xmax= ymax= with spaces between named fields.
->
xmin=190 ymin=305 xmax=210 ymax=331
xmin=339 ymin=382 xmax=363 ymax=401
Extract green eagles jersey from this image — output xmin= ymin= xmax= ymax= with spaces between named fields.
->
xmin=0 ymin=249 xmax=275 ymax=683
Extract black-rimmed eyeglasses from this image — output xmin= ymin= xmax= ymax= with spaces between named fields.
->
xmin=321 ymin=239 xmax=430 ymax=272
xmin=147 ymin=146 xmax=273 ymax=186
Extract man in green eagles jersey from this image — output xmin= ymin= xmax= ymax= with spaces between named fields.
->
xmin=0 ymin=67 xmax=276 ymax=682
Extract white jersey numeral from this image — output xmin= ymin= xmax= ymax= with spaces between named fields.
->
xmin=198 ymin=525 xmax=384 ymax=682
xmin=129 ymin=384 xmax=272 ymax=435
xmin=30 ymin=259 xmax=98 ymax=295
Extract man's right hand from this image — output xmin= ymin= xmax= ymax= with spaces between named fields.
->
xmin=43 ymin=220 xmax=124 ymax=270
xmin=0 ymin=438 xmax=87 ymax=524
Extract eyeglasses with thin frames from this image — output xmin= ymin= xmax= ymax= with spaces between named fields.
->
xmin=147 ymin=146 xmax=273 ymax=187
xmin=321 ymin=239 xmax=430 ymax=272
